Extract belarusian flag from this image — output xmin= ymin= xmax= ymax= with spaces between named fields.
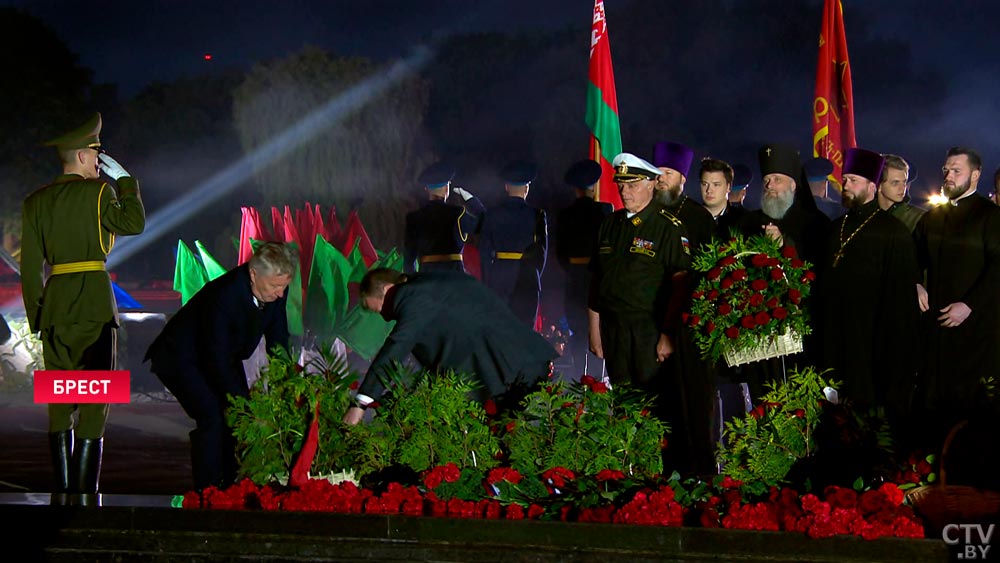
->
xmin=585 ymin=0 xmax=623 ymax=209
xmin=812 ymin=0 xmax=856 ymax=192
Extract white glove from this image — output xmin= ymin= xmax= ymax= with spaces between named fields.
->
xmin=98 ymin=153 xmax=131 ymax=180
xmin=452 ymin=187 xmax=474 ymax=201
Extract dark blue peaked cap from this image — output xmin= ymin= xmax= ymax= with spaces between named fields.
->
xmin=804 ymin=157 xmax=834 ymax=181
xmin=417 ymin=161 xmax=455 ymax=188
xmin=564 ymin=159 xmax=602 ymax=189
xmin=501 ymin=160 xmax=538 ymax=185
xmin=732 ymin=164 xmax=753 ymax=190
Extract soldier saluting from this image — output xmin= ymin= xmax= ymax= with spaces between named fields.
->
xmin=21 ymin=112 xmax=146 ymax=505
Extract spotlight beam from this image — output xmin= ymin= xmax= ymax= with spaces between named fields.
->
xmin=107 ymin=45 xmax=434 ymax=269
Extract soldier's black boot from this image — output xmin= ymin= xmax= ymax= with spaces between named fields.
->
xmin=48 ymin=430 xmax=73 ymax=506
xmin=74 ymin=437 xmax=103 ymax=507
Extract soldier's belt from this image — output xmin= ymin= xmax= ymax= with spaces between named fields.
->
xmin=568 ymin=257 xmax=590 ymax=265
xmin=50 ymin=260 xmax=106 ymax=275
xmin=419 ymin=254 xmax=463 ymax=264
xmin=495 ymin=252 xmax=524 ymax=260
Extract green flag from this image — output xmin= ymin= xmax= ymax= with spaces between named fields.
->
xmin=195 ymin=240 xmax=227 ymax=280
xmin=337 ymin=305 xmax=394 ymax=360
xmin=303 ymin=235 xmax=353 ymax=339
xmin=372 ymin=247 xmax=402 ymax=272
xmin=173 ymin=240 xmax=208 ymax=305
xmin=346 ymin=239 xmax=369 ymax=285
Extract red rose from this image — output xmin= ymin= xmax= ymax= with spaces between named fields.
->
xmin=706 ymin=321 xmax=716 ymax=333
xmin=707 ymin=267 xmax=723 ymax=280
xmin=772 ymin=307 xmax=788 ymax=320
xmin=732 ymin=269 xmax=748 ymax=281
xmin=740 ymin=315 xmax=756 ymax=329
xmin=581 ymin=375 xmax=596 ymax=386
xmin=770 ymin=267 xmax=784 ymax=281
xmin=802 ymin=270 xmax=816 ymax=282
xmin=781 ymin=245 xmax=797 ymax=258
xmin=708 ymin=289 xmax=719 ymax=299
xmin=879 ymin=482 xmax=904 ymax=506
xmin=692 ymin=290 xmax=705 ymax=299
xmin=754 ymin=311 xmax=771 ymax=325
xmin=751 ymin=253 xmax=768 ymax=267
xmin=766 ymin=297 xmax=779 ymax=308
xmin=749 ymin=294 xmax=764 ymax=307
xmin=791 ymin=258 xmax=804 ymax=268
xmin=590 ymin=382 xmax=609 ymax=394
xmin=719 ymin=304 xmax=733 ymax=315
xmin=750 ymin=279 xmax=768 ymax=291
xmin=725 ymin=326 xmax=739 ymax=339
xmin=721 ymin=277 xmax=734 ymax=289
xmin=719 ymin=256 xmax=737 ymax=267
xmin=595 ymin=469 xmax=626 ymax=482
xmin=788 ymin=289 xmax=802 ymax=304
xmin=483 ymin=399 xmax=498 ymax=416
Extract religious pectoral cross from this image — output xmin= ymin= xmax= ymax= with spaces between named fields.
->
xmin=832 ymin=249 xmax=844 ymax=268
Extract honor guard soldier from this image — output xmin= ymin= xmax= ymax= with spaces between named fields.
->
xmin=555 ymin=159 xmax=613 ymax=376
xmin=403 ymin=161 xmax=485 ymax=274
xmin=588 ymin=152 xmax=691 ymax=402
xmin=479 ymin=160 xmax=548 ymax=327
xmin=21 ymin=112 xmax=146 ymax=505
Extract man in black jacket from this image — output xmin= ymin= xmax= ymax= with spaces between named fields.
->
xmin=343 ymin=268 xmax=557 ymax=425
xmin=145 ymin=242 xmax=296 ymax=490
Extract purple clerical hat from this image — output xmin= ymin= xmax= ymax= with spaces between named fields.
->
xmin=652 ymin=141 xmax=695 ymax=178
xmin=843 ymin=148 xmax=885 ymax=184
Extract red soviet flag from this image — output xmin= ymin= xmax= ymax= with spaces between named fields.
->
xmin=813 ymin=0 xmax=857 ymax=192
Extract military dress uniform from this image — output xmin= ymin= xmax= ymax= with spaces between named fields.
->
xmin=589 ymin=154 xmax=691 ymax=390
xmin=403 ymin=162 xmax=485 ymax=274
xmin=21 ymin=113 xmax=146 ymax=503
xmin=479 ymin=161 xmax=548 ymax=326
xmin=556 ymin=160 xmax=613 ymax=376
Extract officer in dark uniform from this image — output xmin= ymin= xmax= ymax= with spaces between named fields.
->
xmin=652 ymin=140 xmax=716 ymax=254
xmin=403 ymin=161 xmax=485 ymax=274
xmin=555 ymin=159 xmax=613 ymax=377
xmin=479 ymin=160 xmax=548 ymax=327
xmin=588 ymin=152 xmax=691 ymax=399
xmin=21 ymin=112 xmax=146 ymax=505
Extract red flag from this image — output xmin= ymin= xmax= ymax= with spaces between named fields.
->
xmin=586 ymin=0 xmax=623 ymax=210
xmin=341 ymin=210 xmax=378 ymax=267
xmin=289 ymin=398 xmax=321 ymax=488
xmin=238 ymin=207 xmax=272 ymax=265
xmin=326 ymin=206 xmax=343 ymax=247
xmin=813 ymin=0 xmax=857 ymax=192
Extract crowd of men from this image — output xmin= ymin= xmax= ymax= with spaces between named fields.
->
xmin=399 ymin=141 xmax=1000 ymax=477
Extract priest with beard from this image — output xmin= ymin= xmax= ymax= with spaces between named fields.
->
xmin=652 ymin=140 xmax=716 ymax=254
xmin=913 ymin=146 xmax=1000 ymax=452
xmin=737 ymin=144 xmax=830 ymax=267
xmin=815 ymin=148 xmax=920 ymax=433
xmin=736 ymin=144 xmax=830 ymax=398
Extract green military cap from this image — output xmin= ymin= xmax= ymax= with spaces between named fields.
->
xmin=44 ymin=112 xmax=102 ymax=151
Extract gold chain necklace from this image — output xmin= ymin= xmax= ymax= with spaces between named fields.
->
xmin=832 ymin=208 xmax=881 ymax=267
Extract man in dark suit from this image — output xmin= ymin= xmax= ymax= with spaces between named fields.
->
xmin=22 ymin=112 xmax=146 ymax=505
xmin=479 ymin=160 xmax=548 ymax=326
xmin=555 ymin=159 xmax=613 ymax=378
xmin=403 ymin=161 xmax=485 ymax=274
xmin=145 ymin=242 xmax=296 ymax=491
xmin=343 ymin=268 xmax=558 ymax=425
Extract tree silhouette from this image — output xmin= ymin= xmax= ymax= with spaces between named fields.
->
xmin=232 ymin=47 xmax=432 ymax=250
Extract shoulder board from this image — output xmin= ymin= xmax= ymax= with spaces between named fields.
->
xmin=659 ymin=208 xmax=683 ymax=227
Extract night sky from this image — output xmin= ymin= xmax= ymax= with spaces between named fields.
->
xmin=7 ymin=0 xmax=1000 ymax=201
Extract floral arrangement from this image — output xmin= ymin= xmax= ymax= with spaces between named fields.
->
xmin=686 ymin=233 xmax=815 ymax=364
xmin=719 ymin=367 xmax=837 ymax=492
xmin=181 ymin=470 xmax=924 ymax=540
xmin=205 ymin=353 xmax=931 ymax=540
xmin=501 ymin=376 xmax=667 ymax=480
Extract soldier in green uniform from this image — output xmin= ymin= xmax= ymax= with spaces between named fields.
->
xmin=21 ymin=112 xmax=146 ymax=505
xmin=588 ymin=152 xmax=691 ymax=396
